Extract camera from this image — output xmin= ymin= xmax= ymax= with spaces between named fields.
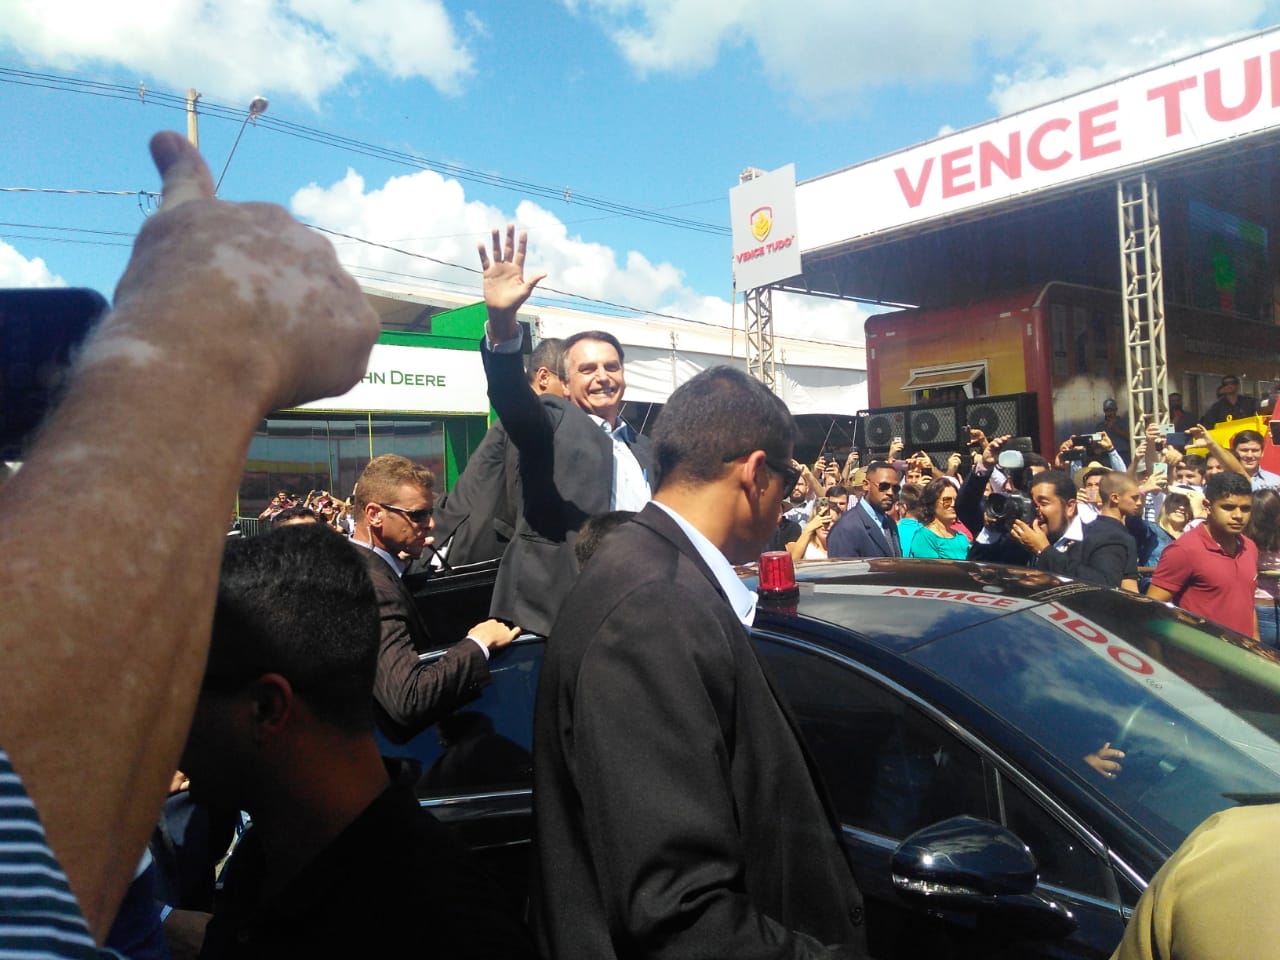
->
xmin=985 ymin=491 xmax=1037 ymax=533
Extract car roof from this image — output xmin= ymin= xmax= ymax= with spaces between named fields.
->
xmin=742 ymin=557 xmax=1088 ymax=652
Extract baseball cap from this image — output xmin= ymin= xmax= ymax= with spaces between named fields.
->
xmin=1102 ymin=398 xmax=1118 ymax=411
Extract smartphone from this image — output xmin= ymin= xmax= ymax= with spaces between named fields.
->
xmin=815 ymin=497 xmax=831 ymax=512
xmin=1091 ymin=431 xmax=1106 ymax=441
xmin=892 ymin=435 xmax=903 ymax=446
xmin=1166 ymin=431 xmax=1188 ymax=447
xmin=1153 ymin=462 xmax=1168 ymax=477
xmin=1159 ymin=423 xmax=1176 ymax=435
xmin=1070 ymin=434 xmax=1094 ymax=447
xmin=1 ymin=288 xmax=107 ymax=460
xmin=1004 ymin=436 xmax=1033 ymax=454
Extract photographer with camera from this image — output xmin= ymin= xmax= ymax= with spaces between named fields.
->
xmin=960 ymin=434 xmax=1044 ymax=566
xmin=1011 ymin=470 xmax=1141 ymax=590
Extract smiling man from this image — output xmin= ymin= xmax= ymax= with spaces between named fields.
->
xmin=1229 ymin=429 xmax=1280 ymax=491
xmin=477 ymin=226 xmax=655 ymax=636
xmin=1148 ymin=471 xmax=1259 ymax=638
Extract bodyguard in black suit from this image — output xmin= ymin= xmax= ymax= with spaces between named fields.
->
xmin=477 ymin=226 xmax=654 ymax=636
xmin=529 ymin=362 xmax=867 ymax=957
xmin=828 ymin=461 xmax=902 ymax=558
xmin=351 ymin=454 xmax=518 ymax=743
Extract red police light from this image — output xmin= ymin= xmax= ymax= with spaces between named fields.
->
xmin=758 ymin=551 xmax=799 ymax=613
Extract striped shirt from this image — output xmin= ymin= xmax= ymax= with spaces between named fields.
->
xmin=0 ymin=749 xmax=121 ymax=959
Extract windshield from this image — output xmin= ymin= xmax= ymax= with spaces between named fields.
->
xmin=903 ymin=589 xmax=1280 ymax=849
xmin=801 ymin=583 xmax=1280 ymax=850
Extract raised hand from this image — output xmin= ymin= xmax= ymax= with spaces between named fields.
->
xmin=478 ymin=223 xmax=548 ymax=341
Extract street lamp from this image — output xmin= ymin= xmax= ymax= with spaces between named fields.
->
xmin=214 ymin=96 xmax=270 ymax=195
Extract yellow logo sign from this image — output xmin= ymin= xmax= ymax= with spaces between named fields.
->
xmin=750 ymin=206 xmax=773 ymax=242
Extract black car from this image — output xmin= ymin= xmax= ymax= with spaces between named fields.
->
xmin=393 ymin=557 xmax=1280 ymax=959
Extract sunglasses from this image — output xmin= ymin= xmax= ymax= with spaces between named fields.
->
xmin=722 ymin=451 xmax=801 ymax=492
xmin=874 ymin=481 xmax=897 ymax=492
xmin=378 ymin=502 xmax=434 ymax=524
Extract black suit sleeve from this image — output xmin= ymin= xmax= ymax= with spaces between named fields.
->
xmin=480 ymin=341 xmax=553 ymax=455
xmin=370 ymin=572 xmax=490 ymax=744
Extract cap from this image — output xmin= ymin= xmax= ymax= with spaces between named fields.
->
xmin=850 ymin=467 xmax=867 ymax=486
xmin=1072 ymin=461 xmax=1111 ymax=488
xmin=1102 ymin=398 xmax=1118 ymax=411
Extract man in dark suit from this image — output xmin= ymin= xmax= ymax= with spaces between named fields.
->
xmin=432 ymin=337 xmax=566 ymax=566
xmin=828 ymin=460 xmax=902 ymax=558
xmin=351 ymin=454 xmax=518 ymax=743
xmin=477 ymin=225 xmax=655 ymax=636
xmin=532 ymin=366 xmax=867 ymax=959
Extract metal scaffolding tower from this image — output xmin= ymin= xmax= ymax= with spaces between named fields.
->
xmin=744 ymin=285 xmax=776 ymax=390
xmin=1116 ymin=174 xmax=1169 ymax=440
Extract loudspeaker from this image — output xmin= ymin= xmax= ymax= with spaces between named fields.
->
xmin=908 ymin=406 xmax=960 ymax=447
xmin=863 ymin=410 xmax=906 ymax=449
xmin=962 ymin=393 xmax=1040 ymax=452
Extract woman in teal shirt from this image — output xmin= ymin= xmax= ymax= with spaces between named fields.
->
xmin=908 ymin=477 xmax=969 ymax=560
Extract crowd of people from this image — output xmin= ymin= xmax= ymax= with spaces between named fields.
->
xmin=2 ymin=132 xmax=1276 ymax=960
xmin=769 ymin=411 xmax=1280 ymax=646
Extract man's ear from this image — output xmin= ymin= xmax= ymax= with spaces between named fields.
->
xmin=247 ymin=673 xmax=294 ymax=746
xmin=1065 ymin=498 xmax=1078 ymax=520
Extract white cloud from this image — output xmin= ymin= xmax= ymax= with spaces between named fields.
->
xmin=564 ymin=0 xmax=1275 ymax=117
xmin=0 ymin=241 xmax=65 ymax=287
xmin=290 ymin=165 xmax=868 ymax=344
xmin=0 ymin=0 xmax=473 ymax=106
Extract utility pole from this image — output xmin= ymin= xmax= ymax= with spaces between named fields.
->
xmin=186 ymin=88 xmax=201 ymax=147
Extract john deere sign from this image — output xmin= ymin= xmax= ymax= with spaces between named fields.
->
xmin=297 ymin=342 xmax=487 ymax=415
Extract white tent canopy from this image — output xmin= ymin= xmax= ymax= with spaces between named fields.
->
xmin=530 ymin=305 xmax=866 ymax=417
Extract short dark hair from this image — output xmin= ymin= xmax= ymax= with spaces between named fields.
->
xmin=1030 ymin=469 xmax=1077 ymax=503
xmin=1205 ymin=470 xmax=1252 ymax=503
xmin=528 ymin=337 xmax=565 ymax=382
xmin=272 ymin=505 xmax=321 ymax=526
xmin=574 ymin=510 xmax=636 ymax=567
xmin=824 ymin=484 xmax=848 ymax=498
xmin=898 ymin=483 xmax=924 ymax=519
xmin=652 ymin=366 xmax=795 ymax=487
xmin=562 ymin=330 xmax=625 ymax=366
xmin=864 ymin=461 xmax=899 ymax=479
xmin=1178 ymin=454 xmax=1207 ymax=477
xmin=1099 ymin=471 xmax=1136 ymax=500
xmin=1231 ymin=429 xmax=1265 ymax=450
xmin=1025 ymin=452 xmax=1050 ymax=471
xmin=204 ymin=525 xmax=380 ymax=733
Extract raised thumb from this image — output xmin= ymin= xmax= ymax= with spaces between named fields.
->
xmin=149 ymin=131 xmax=215 ymax=210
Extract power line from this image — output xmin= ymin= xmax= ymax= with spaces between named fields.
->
xmin=0 ymin=67 xmax=731 ymax=237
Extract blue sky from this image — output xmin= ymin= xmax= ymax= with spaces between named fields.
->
xmin=3 ymin=1 xmax=1279 ymax=343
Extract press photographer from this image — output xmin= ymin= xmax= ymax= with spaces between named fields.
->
xmin=959 ymin=434 xmax=1045 ymax=566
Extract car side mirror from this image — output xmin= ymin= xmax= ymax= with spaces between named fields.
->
xmin=891 ymin=815 xmax=1077 ymax=940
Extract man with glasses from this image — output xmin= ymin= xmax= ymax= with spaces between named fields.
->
xmin=352 ymin=454 xmax=518 ymax=742
xmin=1200 ymin=374 xmax=1257 ymax=427
xmin=828 ymin=461 xmax=903 ymax=558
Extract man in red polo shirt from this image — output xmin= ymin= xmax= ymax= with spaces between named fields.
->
xmin=1147 ymin=471 xmax=1258 ymax=639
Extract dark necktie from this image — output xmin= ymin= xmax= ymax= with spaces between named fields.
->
xmin=881 ymin=514 xmax=901 ymax=557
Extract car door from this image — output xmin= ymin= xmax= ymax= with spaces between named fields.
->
xmin=376 ymin=635 xmax=543 ymax=907
xmin=753 ymin=629 xmax=1129 ymax=960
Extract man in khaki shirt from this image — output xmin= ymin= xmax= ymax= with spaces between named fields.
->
xmin=1111 ymin=804 xmax=1280 ymax=960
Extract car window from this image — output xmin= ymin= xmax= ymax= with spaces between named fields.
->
xmin=375 ymin=639 xmax=542 ymax=798
xmin=999 ymin=777 xmax=1113 ymax=901
xmin=754 ymin=634 xmax=992 ymax=840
